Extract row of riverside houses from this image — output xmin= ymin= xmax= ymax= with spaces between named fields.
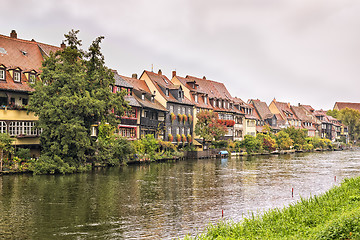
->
xmin=0 ymin=30 xmax=350 ymax=154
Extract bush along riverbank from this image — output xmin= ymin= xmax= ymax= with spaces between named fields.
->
xmin=0 ymin=126 xmax=352 ymax=175
xmin=185 ymin=176 xmax=360 ymax=240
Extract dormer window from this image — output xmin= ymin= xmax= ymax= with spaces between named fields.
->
xmin=194 ymin=94 xmax=198 ymax=103
xmin=151 ymin=96 xmax=154 ymax=102
xmin=178 ymin=91 xmax=182 ymax=98
xmin=142 ymin=93 xmax=145 ymax=100
xmin=13 ymin=71 xmax=21 ymax=82
xmin=204 ymin=96 xmax=207 ymax=105
xmin=166 ymin=88 xmax=169 ymax=96
xmin=0 ymin=69 xmax=5 ymax=80
xmin=29 ymin=74 xmax=36 ymax=84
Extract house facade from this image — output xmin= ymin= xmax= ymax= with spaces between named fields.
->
xmin=140 ymin=70 xmax=194 ymax=144
xmin=0 ymin=30 xmax=62 ymax=154
xmin=120 ymin=74 xmax=167 ymax=139
xmin=248 ymin=99 xmax=279 ymax=133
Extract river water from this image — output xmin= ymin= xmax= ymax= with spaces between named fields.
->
xmin=1 ymin=150 xmax=360 ymax=239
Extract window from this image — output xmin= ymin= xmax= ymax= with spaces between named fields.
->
xmin=22 ymin=98 xmax=28 ymax=105
xmin=187 ymin=128 xmax=190 ymax=135
xmin=181 ymin=128 xmax=184 ymax=135
xmin=204 ymin=96 xmax=207 ymax=105
xmin=188 ymin=108 xmax=191 ymax=115
xmin=176 ymin=127 xmax=179 ymax=135
xmin=169 ymin=105 xmax=173 ymax=113
xmin=13 ymin=71 xmax=20 ymax=82
xmin=0 ymin=121 xmax=6 ymax=133
xmin=142 ymin=93 xmax=145 ymax=100
xmin=166 ymin=88 xmax=169 ymax=96
xmin=182 ymin=107 xmax=185 ymax=114
xmin=194 ymin=94 xmax=198 ymax=103
xmin=178 ymin=91 xmax=182 ymax=98
xmin=0 ymin=70 xmax=5 ymax=80
xmin=29 ymin=74 xmax=36 ymax=83
xmin=168 ymin=127 xmax=171 ymax=134
xmin=119 ymin=127 xmax=136 ymax=138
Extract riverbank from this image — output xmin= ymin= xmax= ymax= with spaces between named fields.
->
xmin=186 ymin=175 xmax=360 ymax=239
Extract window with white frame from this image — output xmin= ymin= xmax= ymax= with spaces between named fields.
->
xmin=182 ymin=107 xmax=185 ymax=114
xmin=181 ymin=128 xmax=184 ymax=135
xmin=187 ymin=128 xmax=190 ymax=135
xmin=194 ymin=94 xmax=198 ymax=103
xmin=176 ymin=127 xmax=179 ymax=135
xmin=168 ymin=127 xmax=171 ymax=134
xmin=13 ymin=71 xmax=20 ymax=82
xmin=0 ymin=70 xmax=5 ymax=80
xmin=188 ymin=108 xmax=191 ymax=115
xmin=169 ymin=105 xmax=173 ymax=113
xmin=204 ymin=96 xmax=207 ymax=105
xmin=0 ymin=121 xmax=6 ymax=133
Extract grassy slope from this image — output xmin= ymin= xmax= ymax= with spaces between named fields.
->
xmin=186 ymin=176 xmax=360 ymax=240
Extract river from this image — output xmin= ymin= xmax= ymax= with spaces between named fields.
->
xmin=1 ymin=150 xmax=360 ymax=239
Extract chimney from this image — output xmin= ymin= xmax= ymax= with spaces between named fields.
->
xmin=203 ymin=76 xmax=206 ymax=80
xmin=60 ymin=41 xmax=66 ymax=49
xmin=10 ymin=30 xmax=17 ymax=38
xmin=287 ymin=103 xmax=291 ymax=108
xmin=132 ymin=73 xmax=138 ymax=79
xmin=172 ymin=70 xmax=176 ymax=78
xmin=158 ymin=69 xmax=162 ymax=75
xmin=298 ymin=103 xmax=301 ymax=107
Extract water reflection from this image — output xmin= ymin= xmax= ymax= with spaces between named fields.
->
xmin=0 ymin=150 xmax=360 ymax=239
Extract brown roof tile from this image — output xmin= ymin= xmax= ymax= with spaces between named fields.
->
xmin=334 ymin=102 xmax=360 ymax=112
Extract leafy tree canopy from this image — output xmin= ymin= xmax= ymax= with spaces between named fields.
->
xmin=28 ymin=30 xmax=129 ymax=173
xmin=195 ymin=110 xmax=227 ymax=142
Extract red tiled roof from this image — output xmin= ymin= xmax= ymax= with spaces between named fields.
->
xmin=0 ymin=33 xmax=61 ymax=93
xmin=249 ymin=99 xmax=274 ymax=120
xmin=143 ymin=71 xmax=193 ymax=105
xmin=274 ymin=101 xmax=298 ymax=120
xmin=291 ymin=105 xmax=313 ymax=122
xmin=120 ymin=75 xmax=150 ymax=93
xmin=334 ymin=102 xmax=360 ymax=112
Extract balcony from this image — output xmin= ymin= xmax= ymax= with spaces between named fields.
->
xmin=120 ymin=117 xmax=137 ymax=126
xmin=0 ymin=108 xmax=37 ymax=121
xmin=141 ymin=117 xmax=164 ymax=128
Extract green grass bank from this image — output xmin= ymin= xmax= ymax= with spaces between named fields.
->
xmin=185 ymin=176 xmax=360 ymax=239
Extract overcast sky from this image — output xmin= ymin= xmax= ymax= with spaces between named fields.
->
xmin=2 ymin=0 xmax=360 ymax=110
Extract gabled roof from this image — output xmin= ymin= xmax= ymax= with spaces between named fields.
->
xmin=185 ymin=75 xmax=223 ymax=99
xmin=334 ymin=102 xmax=360 ymax=112
xmin=0 ymin=33 xmax=61 ymax=72
xmin=249 ymin=99 xmax=274 ymax=120
xmin=143 ymin=70 xmax=193 ymax=106
xmin=119 ymin=74 xmax=168 ymax=112
xmin=110 ymin=70 xmax=133 ymax=89
xmin=0 ymin=32 xmax=61 ymax=93
xmin=291 ymin=105 xmax=313 ymax=122
xmin=273 ymin=101 xmax=298 ymax=120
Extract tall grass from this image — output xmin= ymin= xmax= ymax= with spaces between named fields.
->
xmin=184 ymin=176 xmax=360 ymax=239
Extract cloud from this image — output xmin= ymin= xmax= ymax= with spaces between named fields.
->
xmin=1 ymin=0 xmax=359 ymax=109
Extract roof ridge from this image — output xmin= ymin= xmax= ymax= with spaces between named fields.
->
xmin=0 ymin=34 xmax=39 ymax=45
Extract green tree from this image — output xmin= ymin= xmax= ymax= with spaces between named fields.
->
xmin=240 ymin=135 xmax=262 ymax=153
xmin=0 ymin=133 xmax=13 ymax=171
xmin=335 ymin=108 xmax=360 ymax=141
xmin=256 ymin=132 xmax=277 ymax=152
xmin=283 ymin=126 xmax=308 ymax=149
xmin=28 ymin=30 xmax=128 ymax=173
xmin=276 ymin=131 xmax=294 ymax=150
xmin=195 ymin=111 xmax=227 ymax=145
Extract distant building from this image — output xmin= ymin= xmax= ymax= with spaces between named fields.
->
xmin=248 ymin=99 xmax=279 ymax=133
xmin=333 ymin=102 xmax=360 ymax=112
